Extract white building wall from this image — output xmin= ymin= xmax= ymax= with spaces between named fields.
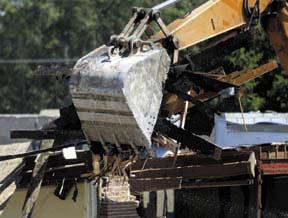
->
xmin=214 ymin=113 xmax=288 ymax=148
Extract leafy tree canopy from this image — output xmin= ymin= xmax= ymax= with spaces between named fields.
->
xmin=0 ymin=0 xmax=287 ymax=113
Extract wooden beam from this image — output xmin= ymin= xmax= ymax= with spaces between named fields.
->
xmin=0 ymin=142 xmax=30 ymax=215
xmin=0 ymin=141 xmax=86 ymax=162
xmin=0 ymin=182 xmax=17 ymax=216
xmin=218 ymin=60 xmax=278 ymax=86
xmin=132 ymin=151 xmax=255 ymax=171
xmin=130 ymin=178 xmax=253 ymax=193
xmin=162 ymin=61 xmax=278 ymax=115
xmin=155 ymin=120 xmax=222 ymax=159
xmin=0 ymin=163 xmax=25 ymax=192
xmin=22 ymin=140 xmax=54 ymax=218
xmin=132 ymin=162 xmax=254 ymax=180
xmin=181 ymin=179 xmax=253 ymax=189
xmin=20 ymin=166 xmax=91 ymax=187
xmin=256 ymin=165 xmax=262 ymax=218
xmin=23 ymin=150 xmax=92 ymax=172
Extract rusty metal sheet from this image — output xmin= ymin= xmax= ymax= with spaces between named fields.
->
xmin=260 ymin=160 xmax=288 ymax=175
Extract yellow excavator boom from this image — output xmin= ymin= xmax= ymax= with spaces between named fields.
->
xmin=262 ymin=1 xmax=288 ymax=73
xmin=153 ymin=0 xmax=271 ymax=50
xmin=153 ymin=0 xmax=288 ymax=73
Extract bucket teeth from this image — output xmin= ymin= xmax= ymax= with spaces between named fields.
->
xmin=69 ymin=45 xmax=171 ymax=150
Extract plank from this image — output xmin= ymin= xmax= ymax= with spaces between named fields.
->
xmin=0 ymin=163 xmax=25 ymax=192
xmin=181 ymin=179 xmax=253 ymax=189
xmin=0 ymin=142 xmax=31 ymax=184
xmin=163 ymin=61 xmax=277 ymax=115
xmin=132 ymin=151 xmax=254 ymax=171
xmin=155 ymin=120 xmax=222 ymax=159
xmin=0 ymin=141 xmax=86 ymax=161
xmin=23 ymin=150 xmax=92 ymax=171
xmin=0 ymin=142 xmax=31 ymax=215
xmin=132 ymin=162 xmax=253 ymax=180
xmin=20 ymin=164 xmax=93 ymax=187
xmin=0 ymin=182 xmax=17 ymax=215
xmin=22 ymin=139 xmax=54 ymax=218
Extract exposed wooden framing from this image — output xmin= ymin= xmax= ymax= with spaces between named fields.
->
xmin=132 ymin=162 xmax=254 ymax=180
xmin=132 ymin=151 xmax=255 ymax=171
xmin=0 ymin=163 xmax=25 ymax=192
xmin=129 ymin=149 xmax=256 ymax=194
xmin=156 ymin=120 xmax=222 ymax=159
xmin=19 ymin=149 xmax=93 ymax=187
xmin=22 ymin=139 xmax=54 ymax=218
xmin=0 ymin=182 xmax=17 ymax=215
xmin=0 ymin=164 xmax=24 ymax=215
xmin=21 ymin=164 xmax=91 ymax=185
xmin=172 ymin=89 xmax=190 ymax=167
xmin=163 ymin=61 xmax=278 ymax=115
xmin=256 ymin=164 xmax=262 ymax=218
xmin=218 ymin=60 xmax=278 ymax=86
xmin=0 ymin=142 xmax=31 ymax=214
xmin=23 ymin=150 xmax=92 ymax=172
xmin=0 ymin=141 xmax=86 ymax=162
xmin=130 ymin=177 xmax=253 ymax=193
xmin=153 ymin=134 xmax=179 ymax=152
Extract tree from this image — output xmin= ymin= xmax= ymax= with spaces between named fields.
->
xmin=0 ymin=0 xmax=203 ymax=113
xmin=0 ymin=0 xmax=286 ymax=113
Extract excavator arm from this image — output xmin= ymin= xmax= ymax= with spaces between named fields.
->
xmin=262 ymin=1 xmax=288 ymax=73
xmin=153 ymin=0 xmax=271 ymax=49
xmin=68 ymin=0 xmax=288 ymax=160
xmin=154 ymin=0 xmax=288 ymax=115
xmin=153 ymin=0 xmax=288 ymax=72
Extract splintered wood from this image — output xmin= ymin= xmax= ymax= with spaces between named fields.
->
xmin=163 ymin=60 xmax=278 ymax=115
xmin=0 ymin=142 xmax=31 ymax=215
xmin=22 ymin=139 xmax=54 ymax=218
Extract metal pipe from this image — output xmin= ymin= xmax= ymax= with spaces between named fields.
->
xmin=152 ymin=0 xmax=181 ymax=11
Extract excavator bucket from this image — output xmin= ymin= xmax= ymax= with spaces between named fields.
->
xmin=69 ymin=45 xmax=171 ymax=149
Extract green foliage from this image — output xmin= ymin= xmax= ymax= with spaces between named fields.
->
xmin=217 ymin=25 xmax=286 ymax=112
xmin=266 ymin=71 xmax=288 ymax=111
xmin=0 ymin=0 xmax=287 ymax=113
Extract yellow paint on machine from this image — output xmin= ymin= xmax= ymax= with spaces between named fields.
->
xmin=153 ymin=0 xmax=271 ymax=50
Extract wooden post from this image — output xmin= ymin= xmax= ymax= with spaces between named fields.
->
xmin=218 ymin=187 xmax=231 ymax=218
xmin=241 ymin=186 xmax=250 ymax=218
xmin=156 ymin=190 xmax=165 ymax=217
xmin=143 ymin=192 xmax=157 ymax=218
xmin=166 ymin=189 xmax=175 ymax=218
xmin=256 ymin=162 xmax=263 ymax=218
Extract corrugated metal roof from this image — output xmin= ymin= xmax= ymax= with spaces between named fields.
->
xmin=222 ymin=112 xmax=288 ymax=125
